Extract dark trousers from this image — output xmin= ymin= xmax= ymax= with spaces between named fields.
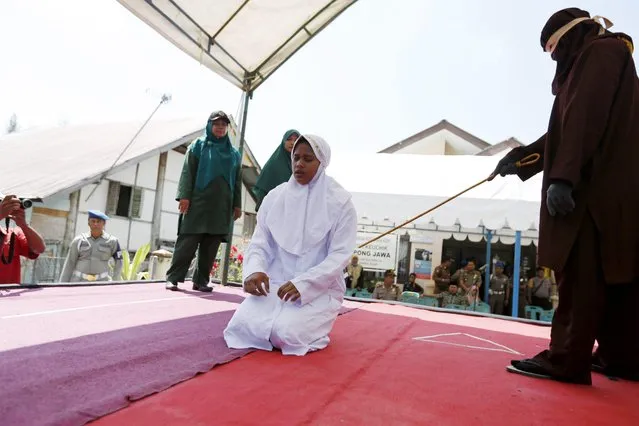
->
xmin=531 ymin=295 xmax=553 ymax=310
xmin=533 ymin=213 xmax=639 ymax=383
xmin=166 ymin=233 xmax=223 ymax=286
xmin=594 ymin=283 xmax=639 ymax=379
xmin=490 ymin=295 xmax=505 ymax=315
xmin=345 ymin=277 xmax=354 ymax=289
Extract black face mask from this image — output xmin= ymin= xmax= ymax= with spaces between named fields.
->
xmin=540 ymin=8 xmax=594 ymax=95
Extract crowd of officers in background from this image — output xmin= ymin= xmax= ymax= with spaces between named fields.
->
xmin=344 ymin=255 xmax=555 ymax=316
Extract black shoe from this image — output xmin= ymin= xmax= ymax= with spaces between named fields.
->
xmin=165 ymin=282 xmax=179 ymax=291
xmin=192 ymin=283 xmax=213 ymax=293
xmin=507 ymin=359 xmax=552 ymax=380
xmin=508 ymin=358 xmax=591 ymax=385
xmin=591 ymin=355 xmax=639 ymax=381
xmin=591 ymin=354 xmax=606 ymax=374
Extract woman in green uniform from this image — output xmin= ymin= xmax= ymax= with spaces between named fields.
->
xmin=166 ymin=111 xmax=242 ymax=292
xmin=252 ymin=129 xmax=300 ymax=211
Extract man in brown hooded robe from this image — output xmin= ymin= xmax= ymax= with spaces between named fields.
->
xmin=491 ymin=8 xmax=639 ymax=385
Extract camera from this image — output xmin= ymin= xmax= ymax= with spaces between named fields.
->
xmin=0 ymin=196 xmax=38 ymax=209
xmin=19 ymin=198 xmax=33 ymax=209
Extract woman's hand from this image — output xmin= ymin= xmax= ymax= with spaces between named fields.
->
xmin=178 ymin=199 xmax=190 ymax=214
xmin=277 ymin=281 xmax=301 ymax=302
xmin=244 ymin=272 xmax=270 ymax=296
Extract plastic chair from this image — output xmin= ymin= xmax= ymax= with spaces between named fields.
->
xmin=401 ymin=292 xmax=420 ymax=304
xmin=346 ymin=287 xmax=364 ymax=297
xmin=355 ymin=290 xmax=372 ymax=299
xmin=525 ymin=306 xmax=544 ymax=321
xmin=466 ymin=302 xmax=491 ymax=313
xmin=540 ymin=309 xmax=555 ymax=322
xmin=416 ymin=297 xmax=439 ymax=307
xmin=445 ymin=304 xmax=467 ymax=311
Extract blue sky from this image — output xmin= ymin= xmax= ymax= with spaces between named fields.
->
xmin=1 ymin=0 xmax=637 ymax=164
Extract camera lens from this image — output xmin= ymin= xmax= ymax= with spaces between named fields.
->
xmin=21 ymin=199 xmax=33 ymax=209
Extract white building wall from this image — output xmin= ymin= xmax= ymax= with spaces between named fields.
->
xmin=165 ymin=150 xmax=184 ymax=182
xmin=105 ymin=168 xmax=135 ymax=187
xmin=43 ymin=193 xmax=71 ymax=211
xmin=106 ymin=156 xmax=158 ymax=189
xmin=160 ymin=211 xmax=179 ymax=241
xmin=135 ymin=156 xmax=160 ymax=190
xmin=67 ymin=162 xmax=157 ymax=250
xmin=78 ymin=181 xmax=110 ymax=214
xmin=138 ymin=188 xmax=155 ymax=222
xmin=33 ymin=147 xmax=257 ymax=254
xmin=30 ymin=211 xmax=67 ymax=242
xmin=35 ymin=193 xmax=73 ymax=242
xmin=394 ymin=134 xmax=446 ymax=155
xmin=391 ymin=130 xmax=484 ymax=156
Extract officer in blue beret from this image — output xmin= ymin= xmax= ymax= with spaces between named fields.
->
xmin=489 ymin=261 xmax=510 ymax=315
xmin=59 ymin=210 xmax=123 ymax=282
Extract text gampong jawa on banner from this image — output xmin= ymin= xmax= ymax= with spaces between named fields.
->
xmin=353 ymin=232 xmax=398 ymax=271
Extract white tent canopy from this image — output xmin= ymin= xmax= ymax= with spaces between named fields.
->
xmin=115 ymin=0 xmax=358 ymax=285
xmin=116 ymin=0 xmax=357 ymax=91
xmin=329 ymin=154 xmax=542 ymax=231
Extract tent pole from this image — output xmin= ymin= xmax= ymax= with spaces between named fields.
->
xmin=221 ymin=86 xmax=251 ymax=286
xmin=511 ymin=231 xmax=522 ymax=318
xmin=484 ymin=229 xmax=492 ymax=303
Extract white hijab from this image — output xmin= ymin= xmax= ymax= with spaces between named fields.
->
xmin=264 ymin=134 xmax=351 ymax=256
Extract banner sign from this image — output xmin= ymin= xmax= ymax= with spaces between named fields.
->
xmin=354 ymin=232 xmax=398 ymax=271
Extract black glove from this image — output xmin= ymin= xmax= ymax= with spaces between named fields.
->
xmin=488 ymin=150 xmax=525 ymax=181
xmin=546 ymin=182 xmax=575 ymax=216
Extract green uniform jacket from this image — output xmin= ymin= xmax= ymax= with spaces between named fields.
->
xmin=176 ymin=143 xmax=242 ymax=240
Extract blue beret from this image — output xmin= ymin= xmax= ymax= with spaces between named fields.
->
xmin=495 ymin=261 xmax=505 ymax=268
xmin=88 ymin=210 xmax=109 ymax=221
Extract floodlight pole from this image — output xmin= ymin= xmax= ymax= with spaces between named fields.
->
xmin=221 ymin=77 xmax=252 ymax=286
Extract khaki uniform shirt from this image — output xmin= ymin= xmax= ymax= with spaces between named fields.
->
xmin=372 ymin=283 xmax=401 ymax=301
xmin=60 ymin=232 xmax=123 ymax=282
xmin=457 ymin=270 xmax=482 ymax=294
xmin=432 ymin=265 xmax=451 ymax=291
xmin=489 ymin=274 xmax=510 ymax=296
xmin=530 ymin=277 xmax=553 ymax=299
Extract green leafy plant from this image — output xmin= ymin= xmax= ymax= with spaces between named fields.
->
xmin=120 ymin=243 xmax=151 ymax=281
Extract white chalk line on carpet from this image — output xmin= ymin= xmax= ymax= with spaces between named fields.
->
xmin=1 ymin=293 xmax=225 ymax=320
xmin=413 ymin=332 xmax=523 ymax=355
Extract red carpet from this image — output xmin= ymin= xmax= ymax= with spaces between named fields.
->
xmin=0 ymin=284 xmax=356 ymax=426
xmin=93 ymin=307 xmax=639 ymax=426
xmin=0 ymin=311 xmax=251 ymax=426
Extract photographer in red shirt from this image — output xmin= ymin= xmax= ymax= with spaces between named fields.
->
xmin=0 ymin=195 xmax=46 ymax=284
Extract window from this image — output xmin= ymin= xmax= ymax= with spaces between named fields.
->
xmin=106 ymin=181 xmax=143 ymax=219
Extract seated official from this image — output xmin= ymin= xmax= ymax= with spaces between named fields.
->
xmin=403 ymin=272 xmax=424 ymax=294
xmin=371 ymin=270 xmax=402 ymax=301
xmin=436 ymin=283 xmax=467 ymax=308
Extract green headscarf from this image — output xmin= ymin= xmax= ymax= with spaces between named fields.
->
xmin=253 ymin=129 xmax=299 ymax=209
xmin=191 ymin=120 xmax=241 ymax=191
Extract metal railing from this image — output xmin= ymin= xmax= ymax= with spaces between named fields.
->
xmin=21 ymin=256 xmax=66 ymax=284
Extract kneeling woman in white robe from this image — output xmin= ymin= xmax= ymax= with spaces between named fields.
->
xmin=224 ymin=134 xmax=357 ymax=356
